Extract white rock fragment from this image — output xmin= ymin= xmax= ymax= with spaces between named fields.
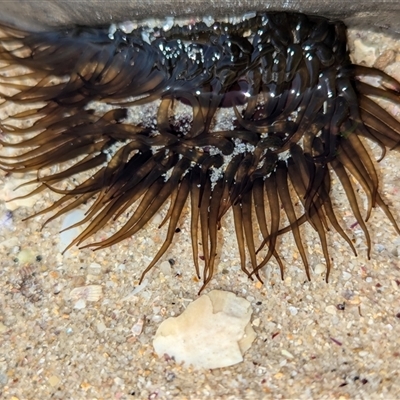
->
xmin=108 ymin=23 xmax=117 ymax=39
xmin=352 ymin=38 xmax=377 ymax=66
xmin=153 ymin=290 xmax=256 ymax=369
xmin=162 ymin=16 xmax=175 ymax=31
xmin=118 ymin=20 xmax=135 ymax=34
xmin=203 ymin=16 xmax=215 ymax=27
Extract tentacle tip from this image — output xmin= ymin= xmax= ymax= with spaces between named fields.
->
xmin=197 ymin=285 xmax=206 ymax=296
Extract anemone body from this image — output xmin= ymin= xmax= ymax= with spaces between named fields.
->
xmin=0 ymin=12 xmax=399 ymax=291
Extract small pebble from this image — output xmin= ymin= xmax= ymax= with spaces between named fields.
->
xmin=0 ymin=371 xmax=8 ymax=385
xmin=53 ymin=283 xmax=63 ymax=295
xmin=17 ymin=249 xmax=35 ymax=264
xmin=159 ymin=260 xmax=172 ymax=276
xmin=117 ymin=263 xmax=126 ymax=271
xmin=342 ymin=271 xmax=352 ymax=281
xmin=373 ymin=49 xmax=395 ymax=69
xmin=96 ymin=321 xmax=107 ymax=334
xmin=281 ymin=349 xmax=294 ymax=359
xmin=288 ymin=306 xmax=298 ymax=316
xmin=87 ymin=262 xmax=102 ymax=275
xmin=48 ymin=375 xmax=61 ymax=387
xmin=325 ymin=305 xmax=337 ymax=315
xmin=314 ymin=263 xmax=326 ymax=274
xmin=73 ymin=299 xmax=87 ymax=310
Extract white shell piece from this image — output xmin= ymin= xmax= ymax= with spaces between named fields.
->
xmin=70 ymin=285 xmax=102 ymax=302
xmin=153 ymin=290 xmax=256 ymax=369
xmin=130 ymin=279 xmax=149 ymax=296
xmin=131 ymin=318 xmax=144 ymax=336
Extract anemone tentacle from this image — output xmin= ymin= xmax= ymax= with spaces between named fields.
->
xmin=0 ymin=12 xmax=399 ymax=291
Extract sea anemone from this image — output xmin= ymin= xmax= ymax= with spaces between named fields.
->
xmin=0 ymin=12 xmax=399 ymax=292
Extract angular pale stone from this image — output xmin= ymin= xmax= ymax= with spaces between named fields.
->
xmin=153 ymin=290 xmax=256 ymax=369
